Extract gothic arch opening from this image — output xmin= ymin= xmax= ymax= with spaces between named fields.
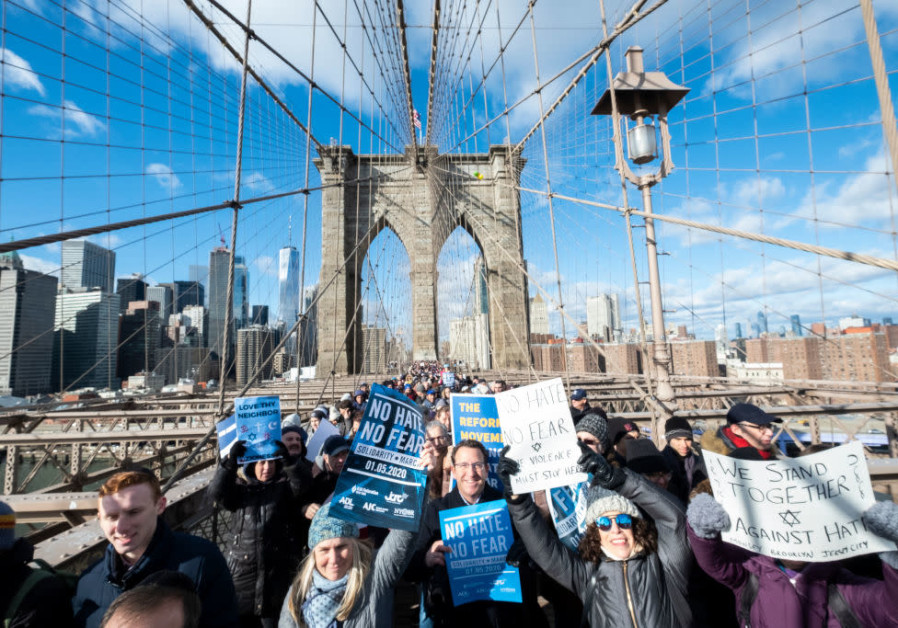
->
xmin=356 ymin=226 xmax=411 ymax=373
xmin=437 ymin=226 xmax=490 ymax=370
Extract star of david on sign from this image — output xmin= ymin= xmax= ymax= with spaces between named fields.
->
xmin=779 ymin=510 xmax=801 ymax=527
xmin=247 ymin=432 xmax=257 ymax=442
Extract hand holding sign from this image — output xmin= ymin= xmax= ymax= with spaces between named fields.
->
xmin=496 ymin=446 xmax=519 ymax=499
xmin=864 ymin=501 xmax=898 ymax=569
xmin=223 ymin=440 xmax=246 ymax=470
xmin=576 ymin=440 xmax=615 ymax=486
xmin=425 ymin=539 xmax=452 ymax=568
xmin=686 ymin=493 xmax=733 ymax=539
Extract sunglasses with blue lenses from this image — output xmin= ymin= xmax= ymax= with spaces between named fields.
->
xmin=595 ymin=513 xmax=633 ymax=531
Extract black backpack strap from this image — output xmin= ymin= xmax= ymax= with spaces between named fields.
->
xmin=738 ymin=572 xmax=759 ymax=628
xmin=827 ymin=583 xmax=862 ymax=628
xmin=580 ymin=573 xmax=597 ymax=628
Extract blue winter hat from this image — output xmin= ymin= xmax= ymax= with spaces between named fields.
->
xmin=308 ymin=502 xmax=359 ymax=549
xmin=0 ymin=501 xmax=15 ymax=550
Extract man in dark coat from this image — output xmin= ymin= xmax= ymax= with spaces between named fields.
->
xmin=72 ymin=469 xmax=238 ymax=628
xmin=661 ymin=416 xmax=707 ymax=503
xmin=406 ymin=440 xmax=547 ymax=627
xmin=0 ymin=501 xmax=74 ymax=627
xmin=700 ymin=402 xmax=783 ymax=460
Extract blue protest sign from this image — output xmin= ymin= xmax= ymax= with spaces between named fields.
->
xmin=548 ymin=482 xmax=588 ymax=551
xmin=216 ymin=414 xmax=236 ymax=459
xmin=330 ymin=384 xmax=427 ymax=531
xmin=451 ymin=394 xmax=505 ymax=492
xmin=441 ymin=370 xmax=456 ymax=388
xmin=439 ymin=500 xmax=522 ymax=606
xmin=233 ymin=396 xmax=282 ymax=464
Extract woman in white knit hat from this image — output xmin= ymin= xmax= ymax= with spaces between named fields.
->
xmin=497 ymin=444 xmax=693 ymax=627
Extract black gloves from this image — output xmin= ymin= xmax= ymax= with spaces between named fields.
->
xmin=223 ymin=440 xmax=247 ymax=470
xmin=273 ymin=439 xmax=289 ymax=460
xmin=577 ymin=440 xmax=618 ymax=488
xmin=496 ymin=445 xmax=519 ymax=499
xmin=505 ymin=537 xmax=530 ymax=568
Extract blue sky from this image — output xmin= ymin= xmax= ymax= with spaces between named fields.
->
xmin=3 ymin=0 xmax=897 ymax=346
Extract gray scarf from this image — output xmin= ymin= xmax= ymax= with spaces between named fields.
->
xmin=302 ymin=570 xmax=348 ymax=628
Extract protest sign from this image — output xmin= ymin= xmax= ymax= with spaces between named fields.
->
xmin=305 ymin=419 xmax=339 ymax=461
xmin=451 ymin=394 xmax=505 ymax=491
xmin=330 ymin=384 xmax=427 ymax=531
xmin=495 ymin=378 xmax=586 ymax=493
xmin=439 ymin=500 xmax=522 ymax=606
xmin=215 ymin=414 xmax=236 ymax=459
xmin=548 ymin=482 xmax=588 ymax=551
xmin=704 ymin=441 xmax=896 ymax=562
xmin=442 ymin=371 xmax=456 ymax=388
xmin=233 ymin=396 xmax=282 ymax=464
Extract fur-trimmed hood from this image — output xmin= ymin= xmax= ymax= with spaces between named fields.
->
xmin=699 ymin=425 xmax=736 ymax=456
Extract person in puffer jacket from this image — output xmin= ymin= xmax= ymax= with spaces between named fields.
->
xmin=209 ymin=440 xmax=306 ymax=628
xmin=498 ymin=443 xmax=694 ymax=627
xmin=687 ymin=493 xmax=898 ymax=627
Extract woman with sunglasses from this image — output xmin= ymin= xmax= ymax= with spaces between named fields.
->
xmin=497 ymin=442 xmax=693 ymax=627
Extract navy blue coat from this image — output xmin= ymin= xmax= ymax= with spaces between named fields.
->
xmin=72 ymin=518 xmax=238 ymax=628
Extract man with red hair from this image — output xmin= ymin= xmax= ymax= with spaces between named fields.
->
xmin=72 ymin=469 xmax=238 ymax=628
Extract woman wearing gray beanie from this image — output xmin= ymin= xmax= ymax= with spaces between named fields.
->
xmin=497 ymin=443 xmax=693 ymax=627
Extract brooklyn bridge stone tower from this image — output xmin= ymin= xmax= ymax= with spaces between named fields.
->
xmin=314 ymin=145 xmax=531 ymax=374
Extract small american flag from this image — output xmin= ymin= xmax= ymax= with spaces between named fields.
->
xmin=413 ymin=109 xmax=422 ymax=130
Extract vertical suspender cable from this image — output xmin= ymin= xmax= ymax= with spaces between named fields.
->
xmin=295 ymin=1 xmax=318 ymax=414
xmin=217 ymin=0 xmax=253 ymax=417
xmin=527 ymin=2 xmax=570 ymax=391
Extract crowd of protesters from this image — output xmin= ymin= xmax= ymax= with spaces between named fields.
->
xmin=4 ymin=361 xmax=898 ymax=628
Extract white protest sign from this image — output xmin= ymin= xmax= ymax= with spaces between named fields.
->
xmin=305 ymin=419 xmax=339 ymax=461
xmin=704 ymin=441 xmax=896 ymax=562
xmin=495 ymin=378 xmax=587 ymax=493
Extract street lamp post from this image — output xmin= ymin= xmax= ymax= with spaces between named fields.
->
xmin=593 ymin=46 xmax=689 ymax=420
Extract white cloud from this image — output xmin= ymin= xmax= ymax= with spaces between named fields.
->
xmin=0 ymin=48 xmax=45 ymax=95
xmin=702 ymin=0 xmax=898 ymax=102
xmin=660 ymin=247 xmax=897 ymax=332
xmin=19 ymin=254 xmax=58 ymax=276
xmin=28 ymin=100 xmax=106 ymax=138
xmin=87 ymin=233 xmax=123 ymax=249
xmin=253 ymin=254 xmax=277 ymax=277
xmin=245 ymin=172 xmax=275 ymax=194
xmin=145 ymin=163 xmax=183 ymax=191
xmin=791 ymin=149 xmax=894 ymax=228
